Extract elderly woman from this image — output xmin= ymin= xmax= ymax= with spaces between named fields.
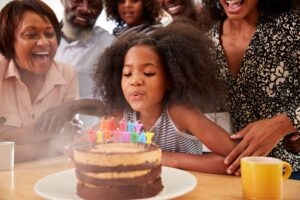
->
xmin=208 ymin=0 xmax=300 ymax=179
xmin=0 ymin=0 xmax=79 ymax=162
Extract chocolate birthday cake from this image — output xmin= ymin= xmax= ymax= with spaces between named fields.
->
xmin=74 ymin=142 xmax=163 ymax=200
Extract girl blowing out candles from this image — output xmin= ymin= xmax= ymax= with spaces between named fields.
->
xmin=36 ymin=21 xmax=237 ymax=174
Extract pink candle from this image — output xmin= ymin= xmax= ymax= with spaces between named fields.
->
xmin=119 ymin=119 xmax=127 ymax=132
xmin=87 ymin=129 xmax=97 ymax=143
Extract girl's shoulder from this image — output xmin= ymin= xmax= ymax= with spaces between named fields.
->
xmin=168 ymin=104 xmax=204 ymax=126
xmin=168 ymin=103 xmax=209 ymax=136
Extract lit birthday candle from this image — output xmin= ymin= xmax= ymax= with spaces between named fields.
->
xmin=145 ymin=131 xmax=154 ymax=144
xmin=127 ymin=122 xmax=135 ymax=133
xmin=134 ymin=122 xmax=143 ymax=134
xmin=96 ymin=130 xmax=103 ymax=143
xmin=138 ymin=131 xmax=147 ymax=144
xmin=119 ymin=118 xmax=127 ymax=132
xmin=112 ymin=129 xmax=121 ymax=142
xmin=130 ymin=131 xmax=139 ymax=143
xmin=108 ymin=117 xmax=116 ymax=131
xmin=87 ymin=129 xmax=97 ymax=143
xmin=122 ymin=131 xmax=130 ymax=142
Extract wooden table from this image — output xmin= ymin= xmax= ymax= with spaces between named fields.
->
xmin=0 ymin=156 xmax=299 ymax=200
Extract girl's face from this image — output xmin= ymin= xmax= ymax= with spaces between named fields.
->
xmin=118 ymin=0 xmax=145 ymax=27
xmin=121 ymin=44 xmax=168 ymax=113
xmin=14 ymin=11 xmax=57 ymax=75
xmin=219 ymin=0 xmax=259 ymax=20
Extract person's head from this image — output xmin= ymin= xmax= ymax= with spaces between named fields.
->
xmin=61 ymin=0 xmax=103 ymax=40
xmin=160 ymin=0 xmax=197 ymax=21
xmin=104 ymin=0 xmax=162 ymax=27
xmin=61 ymin=0 xmax=103 ymax=29
xmin=210 ymin=0 xmax=295 ymax=21
xmin=93 ymin=21 xmax=222 ymax=114
xmin=0 ymin=0 xmax=60 ymax=74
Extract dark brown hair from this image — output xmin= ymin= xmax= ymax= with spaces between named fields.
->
xmin=0 ymin=0 xmax=61 ymax=59
xmin=103 ymin=0 xmax=162 ymax=27
xmin=93 ymin=21 xmax=223 ymax=114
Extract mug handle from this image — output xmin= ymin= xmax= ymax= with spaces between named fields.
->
xmin=282 ymin=161 xmax=292 ymax=179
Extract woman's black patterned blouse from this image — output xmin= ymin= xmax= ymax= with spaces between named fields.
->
xmin=209 ymin=10 xmax=300 ymax=171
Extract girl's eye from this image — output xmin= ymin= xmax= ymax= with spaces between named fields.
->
xmin=123 ymin=72 xmax=131 ymax=77
xmin=144 ymin=72 xmax=155 ymax=77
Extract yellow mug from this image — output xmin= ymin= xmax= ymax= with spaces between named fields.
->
xmin=241 ymin=156 xmax=292 ymax=200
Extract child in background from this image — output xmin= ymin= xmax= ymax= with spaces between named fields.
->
xmin=92 ymin=21 xmax=236 ymax=174
xmin=104 ymin=0 xmax=163 ymax=37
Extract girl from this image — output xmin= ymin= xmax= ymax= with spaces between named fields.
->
xmin=103 ymin=0 xmax=163 ymax=37
xmin=92 ymin=21 xmax=236 ymax=174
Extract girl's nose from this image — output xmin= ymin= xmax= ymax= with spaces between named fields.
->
xmin=122 ymin=0 xmax=132 ymax=7
xmin=131 ymin=75 xmax=143 ymax=86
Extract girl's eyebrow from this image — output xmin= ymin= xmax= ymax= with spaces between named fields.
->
xmin=123 ymin=62 xmax=158 ymax=68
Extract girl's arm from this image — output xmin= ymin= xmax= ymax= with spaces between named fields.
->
xmin=162 ymin=151 xmax=229 ymax=174
xmin=169 ymin=104 xmax=236 ymax=156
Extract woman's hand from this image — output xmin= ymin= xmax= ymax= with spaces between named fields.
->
xmin=34 ymin=101 xmax=79 ymax=133
xmin=224 ymin=114 xmax=296 ymax=175
xmin=283 ymin=133 xmax=300 ymax=153
xmin=34 ymin=99 xmax=103 ymax=133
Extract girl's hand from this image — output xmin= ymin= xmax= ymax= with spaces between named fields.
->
xmin=224 ymin=114 xmax=296 ymax=176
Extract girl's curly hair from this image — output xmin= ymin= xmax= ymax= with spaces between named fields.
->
xmin=93 ymin=20 xmax=224 ymax=115
xmin=103 ymin=0 xmax=162 ymax=28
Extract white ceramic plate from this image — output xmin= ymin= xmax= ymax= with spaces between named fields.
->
xmin=34 ymin=166 xmax=197 ymax=200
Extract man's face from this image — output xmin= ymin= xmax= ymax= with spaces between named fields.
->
xmin=63 ymin=0 xmax=103 ymax=29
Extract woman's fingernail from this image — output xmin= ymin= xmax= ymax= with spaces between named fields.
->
xmin=224 ymin=159 xmax=228 ymax=165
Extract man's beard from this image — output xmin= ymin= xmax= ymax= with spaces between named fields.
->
xmin=61 ymin=12 xmax=97 ymax=42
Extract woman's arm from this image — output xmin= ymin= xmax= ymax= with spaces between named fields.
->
xmin=35 ymin=99 xmax=105 ymax=133
xmin=0 ymin=124 xmax=63 ymax=162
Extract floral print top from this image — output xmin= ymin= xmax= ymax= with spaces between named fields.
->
xmin=209 ymin=10 xmax=300 ymax=171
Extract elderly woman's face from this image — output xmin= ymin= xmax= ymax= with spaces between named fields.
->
xmin=14 ymin=11 xmax=58 ymax=75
